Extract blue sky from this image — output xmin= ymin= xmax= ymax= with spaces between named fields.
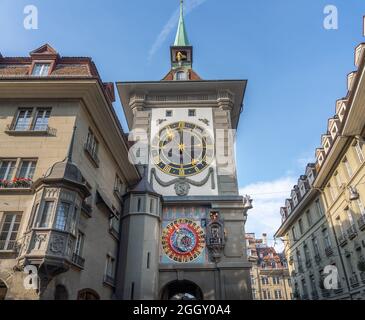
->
xmin=1 ymin=0 xmax=365 ymax=245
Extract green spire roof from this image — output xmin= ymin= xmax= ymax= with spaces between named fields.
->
xmin=174 ymin=0 xmax=190 ymax=46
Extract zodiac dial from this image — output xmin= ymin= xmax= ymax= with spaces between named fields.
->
xmin=161 ymin=219 xmax=205 ymax=263
xmin=151 ymin=121 xmax=214 ymax=177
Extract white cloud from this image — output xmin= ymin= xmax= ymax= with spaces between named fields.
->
xmin=148 ymin=0 xmax=209 ymax=61
xmin=240 ymin=176 xmax=297 ymax=252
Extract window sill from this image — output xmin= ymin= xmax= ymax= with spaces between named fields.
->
xmin=0 ymin=187 xmax=33 ymax=194
xmin=103 ymin=276 xmax=116 ymax=288
xmin=5 ymin=126 xmax=56 ymax=136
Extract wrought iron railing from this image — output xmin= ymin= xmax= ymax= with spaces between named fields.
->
xmin=347 ymin=224 xmax=358 ymax=239
xmin=6 ymin=123 xmax=56 ymax=135
xmin=72 ymin=253 xmax=85 ymax=268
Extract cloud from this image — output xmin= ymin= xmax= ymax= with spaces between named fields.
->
xmin=148 ymin=0 xmax=209 ymax=61
xmin=240 ymin=176 xmax=297 ymax=252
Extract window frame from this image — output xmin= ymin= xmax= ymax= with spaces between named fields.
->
xmin=31 ymin=62 xmax=52 ymax=77
xmin=0 ymin=212 xmax=22 ymax=251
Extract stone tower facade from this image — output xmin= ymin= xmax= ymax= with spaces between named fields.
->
xmin=116 ymin=0 xmax=253 ymax=300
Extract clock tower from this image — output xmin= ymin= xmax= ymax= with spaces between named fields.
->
xmin=116 ymin=0 xmax=253 ymax=300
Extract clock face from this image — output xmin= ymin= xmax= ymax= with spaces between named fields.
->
xmin=151 ymin=121 xmax=214 ymax=177
xmin=161 ymin=219 xmax=205 ymax=263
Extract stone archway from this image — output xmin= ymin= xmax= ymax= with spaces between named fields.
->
xmin=77 ymin=288 xmax=100 ymax=300
xmin=0 ymin=280 xmax=8 ymax=300
xmin=160 ymin=280 xmax=203 ymax=300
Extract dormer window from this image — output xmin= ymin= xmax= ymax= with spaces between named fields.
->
xmin=188 ymin=109 xmax=196 ymax=117
xmin=176 ymin=71 xmax=187 ymax=81
xmin=166 ymin=110 xmax=173 ymax=117
xmin=31 ymin=63 xmax=50 ymax=76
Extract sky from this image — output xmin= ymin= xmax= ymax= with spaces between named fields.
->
xmin=1 ymin=0 xmax=365 ymax=249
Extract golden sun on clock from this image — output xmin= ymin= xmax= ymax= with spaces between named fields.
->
xmin=151 ymin=121 xmax=214 ymax=177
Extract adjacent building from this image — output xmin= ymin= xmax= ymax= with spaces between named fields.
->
xmin=275 ymin=23 xmax=365 ymax=300
xmin=0 ymin=44 xmax=140 ymax=300
xmin=246 ymin=233 xmax=292 ymax=300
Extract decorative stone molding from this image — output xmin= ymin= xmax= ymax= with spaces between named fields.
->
xmin=49 ymin=235 xmax=66 ymax=255
xmin=150 ymin=167 xmax=215 ymax=196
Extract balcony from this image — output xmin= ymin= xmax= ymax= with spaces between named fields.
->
xmin=358 ymin=215 xmax=365 ymax=231
xmin=5 ymin=123 xmax=56 ymax=136
xmin=347 ymin=224 xmax=358 ymax=240
xmin=350 ymin=273 xmax=360 ymax=288
xmin=325 ymin=246 xmax=334 ymax=257
xmin=0 ymin=178 xmax=33 ymax=191
xmin=103 ymin=274 xmax=115 ymax=287
xmin=338 ymin=233 xmax=348 ymax=247
xmin=84 ymin=143 xmax=100 ymax=167
xmin=72 ymin=253 xmax=85 ymax=268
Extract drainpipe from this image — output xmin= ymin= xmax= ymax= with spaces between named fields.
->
xmin=313 ymin=187 xmax=353 ymax=300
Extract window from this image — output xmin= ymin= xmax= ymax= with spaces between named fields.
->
xmin=345 ymin=208 xmax=355 ymax=226
xmin=165 ymin=110 xmax=173 ymax=117
xmin=14 ymin=109 xmax=32 ymax=131
xmin=38 ymin=201 xmax=54 ymax=228
xmin=105 ymin=255 xmax=116 ymax=282
xmin=114 ymin=175 xmax=125 ymax=198
xmin=33 ymin=108 xmax=51 ymax=131
xmin=336 ymin=216 xmax=345 ymax=235
xmin=263 ymin=290 xmax=271 ymax=300
xmin=77 ymin=289 xmax=100 ymax=300
xmin=356 ymin=199 xmax=365 ymax=215
xmin=188 ymin=109 xmax=196 ymax=117
xmin=306 ymin=210 xmax=313 ymax=227
xmin=322 ymin=228 xmax=332 ymax=249
xmin=137 ymin=197 xmax=142 ymax=212
xmin=55 ymin=202 xmax=71 ymax=231
xmin=327 ymin=183 xmax=336 ymax=202
xmin=17 ymin=160 xmax=36 ymax=180
xmin=74 ymin=231 xmax=84 ymax=257
xmin=273 ymin=277 xmax=280 ymax=285
xmin=298 ymin=219 xmax=304 ymax=234
xmin=0 ymin=160 xmax=16 ymax=180
xmin=315 ymin=199 xmax=323 ymax=217
xmin=0 ymin=213 xmax=21 ymax=251
xmin=292 ymin=226 xmax=297 ymax=240
xmin=31 ymin=63 xmax=50 ymax=76
xmin=176 ymin=71 xmax=187 ymax=80
xmin=343 ymin=157 xmax=353 ymax=178
xmin=296 ymin=250 xmax=302 ymax=269
xmin=354 ymin=140 xmax=364 ymax=163
xmin=334 ymin=171 xmax=343 ymax=188
xmin=301 ymin=279 xmax=308 ymax=297
xmin=312 ymin=237 xmax=320 ymax=256
xmin=274 ymin=290 xmax=282 ymax=299
xmin=252 ymin=288 xmax=257 ymax=300
xmin=85 ymin=129 xmax=99 ymax=160
xmin=261 ymin=276 xmax=269 ymax=285
xmin=149 ymin=198 xmax=155 ymax=213
xmin=304 ymin=244 xmax=311 ymax=263
xmin=69 ymin=206 xmax=79 ymax=235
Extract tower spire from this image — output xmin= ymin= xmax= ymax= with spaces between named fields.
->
xmin=174 ymin=0 xmax=189 ymax=46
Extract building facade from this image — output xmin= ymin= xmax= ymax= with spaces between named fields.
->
xmin=246 ymin=233 xmax=292 ymax=300
xmin=0 ymin=1 xmax=253 ymax=300
xmin=0 ymin=44 xmax=140 ymax=300
xmin=275 ymin=22 xmax=365 ymax=300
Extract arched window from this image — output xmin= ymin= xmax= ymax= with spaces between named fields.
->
xmin=0 ymin=280 xmax=8 ymax=300
xmin=54 ymin=284 xmax=68 ymax=300
xmin=77 ymin=289 xmax=100 ymax=300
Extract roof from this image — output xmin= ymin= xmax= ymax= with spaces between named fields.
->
xmin=117 ymin=79 xmax=247 ymax=130
xmin=174 ymin=0 xmax=190 ymax=46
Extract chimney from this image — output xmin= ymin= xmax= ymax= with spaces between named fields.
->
xmin=262 ymin=233 xmax=268 ymax=247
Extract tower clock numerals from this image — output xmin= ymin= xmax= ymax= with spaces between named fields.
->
xmin=151 ymin=121 xmax=214 ymax=177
